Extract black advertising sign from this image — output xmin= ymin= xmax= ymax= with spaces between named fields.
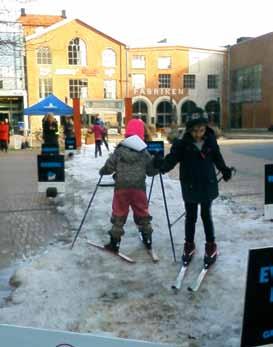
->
xmin=265 ymin=164 xmax=273 ymax=205
xmin=146 ymin=141 xmax=164 ymax=158
xmin=241 ymin=247 xmax=273 ymax=347
xmin=65 ymin=137 xmax=76 ymax=150
xmin=37 ymin=155 xmax=65 ymax=182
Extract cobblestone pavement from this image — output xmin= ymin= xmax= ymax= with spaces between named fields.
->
xmin=0 ymin=150 xmax=70 ymax=301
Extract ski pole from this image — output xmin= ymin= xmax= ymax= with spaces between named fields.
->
xmin=159 ymin=173 xmax=177 ymax=263
xmin=148 ymin=175 xmax=155 ymax=204
xmin=71 ymin=175 xmax=103 ymax=249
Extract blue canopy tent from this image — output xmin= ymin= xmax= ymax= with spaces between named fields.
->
xmin=24 ymin=94 xmax=73 ymax=116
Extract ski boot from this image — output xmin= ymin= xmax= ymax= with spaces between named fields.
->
xmin=182 ymin=241 xmax=195 ymax=265
xmin=204 ymin=242 xmax=217 ymax=267
xmin=140 ymin=230 xmax=152 ymax=250
xmin=104 ymin=236 xmax=120 ymax=253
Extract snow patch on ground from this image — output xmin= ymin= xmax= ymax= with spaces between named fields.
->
xmin=0 ymin=143 xmax=272 ymax=347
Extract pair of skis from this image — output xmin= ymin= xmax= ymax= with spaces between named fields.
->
xmin=87 ymin=236 xmax=159 ymax=264
xmin=172 ymin=260 xmax=214 ymax=293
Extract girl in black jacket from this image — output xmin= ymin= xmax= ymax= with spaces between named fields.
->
xmin=157 ymin=118 xmax=233 ymax=266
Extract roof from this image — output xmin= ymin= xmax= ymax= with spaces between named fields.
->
xmin=129 ymin=42 xmax=227 ymax=53
xmin=18 ymin=14 xmax=63 ymax=27
xmin=231 ymin=31 xmax=273 ymax=48
xmin=25 ymin=18 xmax=126 ymax=46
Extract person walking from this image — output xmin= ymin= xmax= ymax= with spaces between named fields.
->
xmin=88 ymin=120 xmax=105 ymax=158
xmin=99 ymin=133 xmax=158 ymax=253
xmin=94 ymin=114 xmax=109 ymax=151
xmin=155 ymin=117 xmax=233 ymax=266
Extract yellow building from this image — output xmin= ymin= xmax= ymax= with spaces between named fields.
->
xmin=128 ymin=45 xmax=226 ymax=127
xmin=20 ymin=15 xmax=127 ymax=131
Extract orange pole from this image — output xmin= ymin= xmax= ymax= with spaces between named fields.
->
xmin=73 ymin=98 xmax=81 ymax=149
xmin=124 ymin=97 xmax=132 ymax=127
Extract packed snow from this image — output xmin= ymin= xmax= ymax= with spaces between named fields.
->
xmin=0 ymin=142 xmax=272 ymax=347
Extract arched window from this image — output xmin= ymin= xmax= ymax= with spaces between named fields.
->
xmin=181 ymin=100 xmax=197 ymax=124
xmin=133 ymin=101 xmax=148 ymax=123
xmin=205 ymin=100 xmax=221 ymax=125
xmin=68 ymin=38 xmax=87 ymax=65
xmin=37 ymin=47 xmax=52 ymax=64
xmin=156 ymin=101 xmax=173 ymax=128
xmin=102 ymin=48 xmax=116 ymax=67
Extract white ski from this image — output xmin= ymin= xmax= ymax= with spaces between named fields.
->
xmin=171 ymin=264 xmax=188 ymax=291
xmin=187 ymin=268 xmax=208 ymax=292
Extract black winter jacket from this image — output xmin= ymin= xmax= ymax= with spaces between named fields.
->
xmin=160 ymin=127 xmax=228 ymax=203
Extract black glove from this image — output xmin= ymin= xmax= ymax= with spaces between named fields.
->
xmin=153 ymin=154 xmax=163 ymax=170
xmin=222 ymin=167 xmax=233 ymax=182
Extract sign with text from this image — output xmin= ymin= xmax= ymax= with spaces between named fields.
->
xmin=0 ymin=324 xmax=174 ymax=347
xmin=133 ymin=88 xmax=184 ymax=96
xmin=146 ymin=141 xmax=164 ymax=158
xmin=41 ymin=144 xmax=60 ymax=155
xmin=37 ymin=155 xmax=65 ymax=182
xmin=241 ymin=247 xmax=273 ymax=347
xmin=65 ymin=137 xmax=76 ymax=150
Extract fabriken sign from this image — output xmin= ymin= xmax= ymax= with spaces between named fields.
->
xmin=0 ymin=325 xmax=174 ymax=347
xmin=241 ymin=247 xmax=273 ymax=347
xmin=133 ymin=88 xmax=184 ymax=96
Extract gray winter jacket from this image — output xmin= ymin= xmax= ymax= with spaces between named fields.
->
xmin=99 ymin=137 xmax=158 ymax=191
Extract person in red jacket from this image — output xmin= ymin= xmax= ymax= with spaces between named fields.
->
xmin=88 ymin=120 xmax=105 ymax=157
xmin=0 ymin=119 xmax=9 ymax=152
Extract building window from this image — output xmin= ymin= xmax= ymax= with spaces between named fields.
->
xmin=158 ymin=74 xmax=171 ymax=88
xmin=69 ymin=79 xmax=88 ymax=99
xmin=39 ymin=78 xmax=53 ymax=98
xmin=132 ymin=74 xmax=145 ymax=89
xmin=0 ymin=80 xmax=3 ymax=89
xmin=103 ymin=80 xmax=116 ymax=99
xmin=207 ymin=74 xmax=218 ymax=89
xmin=37 ymin=47 xmax=52 ymax=64
xmin=183 ymin=74 xmax=196 ymax=89
xmin=158 ymin=56 xmax=171 ymax=69
xmin=132 ymin=55 xmax=146 ymax=69
xmin=231 ymin=65 xmax=262 ymax=102
xmin=68 ymin=38 xmax=87 ymax=65
xmin=102 ymin=49 xmax=116 ymax=67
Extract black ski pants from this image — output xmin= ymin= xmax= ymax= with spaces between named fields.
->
xmin=184 ymin=201 xmax=215 ymax=243
xmin=95 ymin=140 xmax=102 ymax=157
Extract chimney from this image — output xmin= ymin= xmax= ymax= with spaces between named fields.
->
xmin=21 ymin=8 xmax=26 ymax=16
xmin=61 ymin=10 xmax=66 ymax=18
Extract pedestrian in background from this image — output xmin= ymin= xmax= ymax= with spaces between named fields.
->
xmin=88 ymin=119 xmax=105 ymax=157
xmin=95 ymin=114 xmax=109 ymax=151
xmin=42 ymin=113 xmax=59 ymax=146
xmin=0 ymin=119 xmax=9 ymax=152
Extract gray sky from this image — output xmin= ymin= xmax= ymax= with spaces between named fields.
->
xmin=7 ymin=0 xmax=273 ymax=47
